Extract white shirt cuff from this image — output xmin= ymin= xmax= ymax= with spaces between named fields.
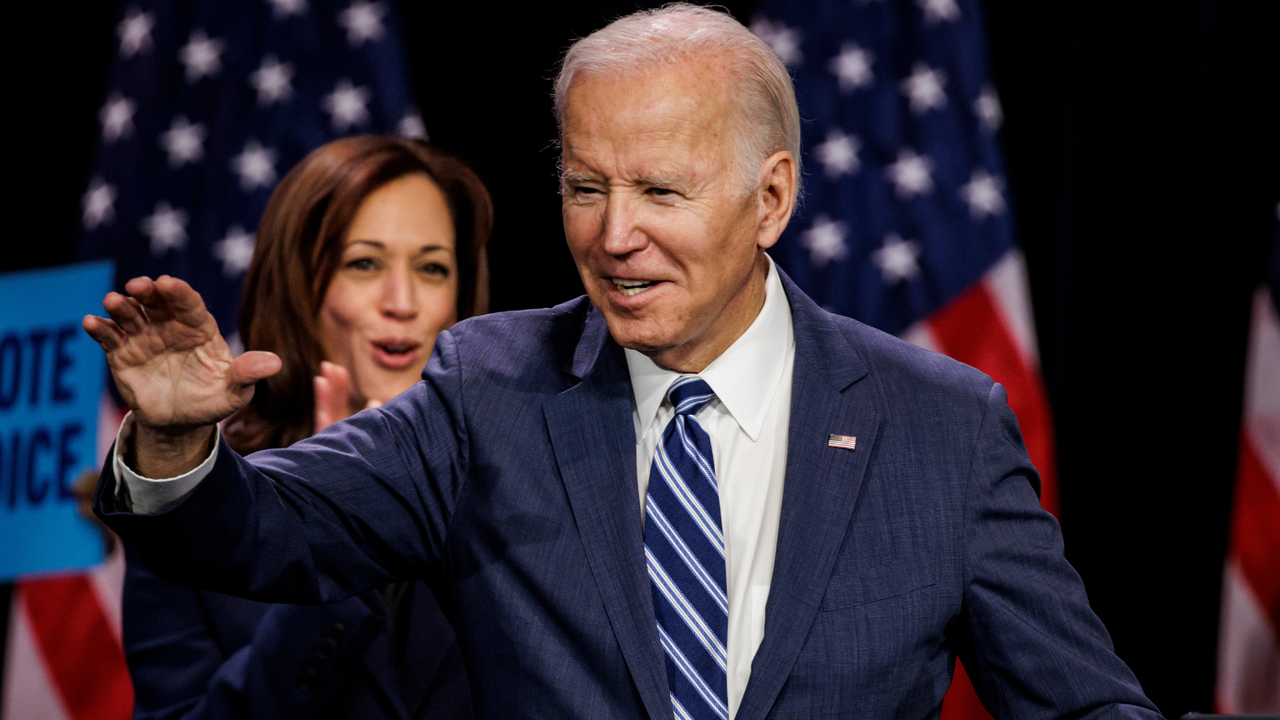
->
xmin=112 ymin=411 xmax=220 ymax=514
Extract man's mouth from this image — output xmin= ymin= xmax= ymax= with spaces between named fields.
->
xmin=611 ymin=278 xmax=659 ymax=297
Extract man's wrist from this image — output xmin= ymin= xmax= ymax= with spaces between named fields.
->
xmin=132 ymin=423 xmax=218 ymax=479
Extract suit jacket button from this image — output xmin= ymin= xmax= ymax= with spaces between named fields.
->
xmin=313 ymin=637 xmax=339 ymax=661
xmin=296 ymin=664 xmax=319 ymax=691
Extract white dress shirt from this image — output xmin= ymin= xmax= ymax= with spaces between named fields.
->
xmin=625 ymin=257 xmax=795 ymax=719
xmin=114 ymin=256 xmax=796 ymax=719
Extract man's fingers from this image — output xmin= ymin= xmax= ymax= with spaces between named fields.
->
xmin=229 ymin=351 xmax=282 ymax=388
xmin=129 ymin=275 xmax=177 ymax=324
xmin=82 ymin=314 xmax=124 ymax=351
xmin=153 ymin=275 xmax=213 ymax=328
xmin=102 ymin=291 xmax=150 ymax=336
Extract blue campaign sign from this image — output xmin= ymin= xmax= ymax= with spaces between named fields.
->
xmin=0 ymin=261 xmax=113 ymax=580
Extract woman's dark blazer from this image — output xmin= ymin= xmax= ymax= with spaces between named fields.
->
xmin=123 ymin=542 xmax=472 ymax=720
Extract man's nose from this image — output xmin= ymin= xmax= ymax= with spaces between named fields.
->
xmin=600 ymin=194 xmax=648 ymax=257
xmin=379 ymin=264 xmax=418 ymax=320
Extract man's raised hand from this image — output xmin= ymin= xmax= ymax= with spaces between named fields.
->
xmin=83 ymin=276 xmax=280 ymax=476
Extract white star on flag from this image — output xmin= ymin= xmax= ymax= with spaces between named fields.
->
xmin=901 ymin=63 xmax=947 ymax=115
xmin=82 ymin=177 xmax=117 ymax=230
xmin=179 ymin=29 xmax=224 ymax=84
xmin=323 ymin=79 xmax=372 ymax=131
xmin=99 ymin=93 xmax=136 ymax=143
xmin=230 ymin=140 xmax=278 ymax=191
xmin=872 ymin=234 xmax=922 ymax=283
xmin=751 ymin=17 xmax=803 ymax=67
xmin=338 ymin=1 xmax=387 ymax=46
xmin=829 ymin=43 xmax=874 ymax=92
xmin=398 ymin=114 xmax=427 ymax=139
xmin=117 ymin=7 xmax=154 ymax=58
xmin=801 ymin=215 xmax=850 ymax=267
xmin=815 ymin=130 xmax=861 ymax=178
xmin=267 ymin=0 xmax=307 ymax=19
xmin=886 ymin=149 xmax=935 ymax=197
xmin=974 ymin=86 xmax=1003 ymax=131
xmin=917 ymin=0 xmax=960 ymax=24
xmin=249 ymin=55 xmax=295 ymax=106
xmin=159 ymin=116 xmax=207 ymax=167
xmin=959 ymin=169 xmax=1006 ymax=219
xmin=212 ymin=225 xmax=256 ymax=277
xmin=141 ymin=201 xmax=189 ymax=256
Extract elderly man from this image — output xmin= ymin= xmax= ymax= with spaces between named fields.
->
xmin=88 ymin=5 xmax=1162 ymax=719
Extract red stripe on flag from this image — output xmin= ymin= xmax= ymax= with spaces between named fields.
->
xmin=927 ymin=283 xmax=1059 ymax=518
xmin=19 ymin=575 xmax=133 ymax=720
xmin=1229 ymin=434 xmax=1280 ymax=631
xmin=940 ymin=659 xmax=992 ymax=720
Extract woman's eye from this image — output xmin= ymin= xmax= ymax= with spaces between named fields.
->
xmin=345 ymin=258 xmax=377 ymax=271
xmin=421 ymin=262 xmax=450 ymax=277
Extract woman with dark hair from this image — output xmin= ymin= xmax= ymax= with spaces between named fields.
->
xmin=123 ymin=136 xmax=490 ymax=720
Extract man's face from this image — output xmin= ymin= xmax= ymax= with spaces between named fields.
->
xmin=560 ymin=60 xmax=777 ymax=372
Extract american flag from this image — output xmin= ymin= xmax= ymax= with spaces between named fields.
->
xmin=2 ymin=2 xmax=419 ymax=718
xmin=1216 ymin=227 xmax=1280 ymax=713
xmin=750 ymin=0 xmax=1057 ymax=717
xmin=74 ymin=0 xmax=422 ymax=339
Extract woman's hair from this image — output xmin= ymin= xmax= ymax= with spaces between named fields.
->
xmin=226 ymin=136 xmax=493 ymax=453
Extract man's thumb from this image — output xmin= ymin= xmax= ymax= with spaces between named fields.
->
xmin=231 ymin=351 xmax=282 ymax=388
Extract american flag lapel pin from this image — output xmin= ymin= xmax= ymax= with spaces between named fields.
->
xmin=828 ymin=434 xmax=857 ymax=450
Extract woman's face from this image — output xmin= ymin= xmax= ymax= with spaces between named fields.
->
xmin=320 ymin=172 xmax=458 ymax=410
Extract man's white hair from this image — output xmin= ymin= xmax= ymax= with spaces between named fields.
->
xmin=554 ymin=3 xmax=802 ymax=199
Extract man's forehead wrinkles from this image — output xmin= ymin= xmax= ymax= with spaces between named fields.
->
xmin=563 ymin=146 xmax=702 ymax=183
xmin=563 ymin=159 xmax=703 ymax=189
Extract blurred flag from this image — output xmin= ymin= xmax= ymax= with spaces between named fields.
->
xmin=751 ymin=0 xmax=1056 ymax=717
xmin=3 ymin=1 xmax=421 ymax=717
xmin=1216 ymin=225 xmax=1280 ymax=713
xmin=2 ymin=399 xmax=128 ymax=720
xmin=75 ymin=0 xmax=422 ymax=338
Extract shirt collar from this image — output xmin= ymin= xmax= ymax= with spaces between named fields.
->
xmin=625 ymin=254 xmax=795 ymax=443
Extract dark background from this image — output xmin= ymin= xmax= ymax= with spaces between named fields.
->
xmin=6 ymin=2 xmax=1279 ymax=717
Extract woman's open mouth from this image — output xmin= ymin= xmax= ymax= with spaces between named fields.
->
xmin=371 ymin=339 xmax=423 ymax=369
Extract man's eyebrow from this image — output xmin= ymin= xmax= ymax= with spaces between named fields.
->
xmin=560 ymin=170 xmax=689 ymax=188
xmin=560 ymin=169 xmax=598 ymax=185
xmin=635 ymin=175 xmax=686 ymax=189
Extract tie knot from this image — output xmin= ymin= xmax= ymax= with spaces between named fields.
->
xmin=666 ymin=377 xmax=715 ymax=417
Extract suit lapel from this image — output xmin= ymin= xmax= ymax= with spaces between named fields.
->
xmin=735 ymin=272 xmax=882 ymax=720
xmin=543 ymin=310 xmax=670 ymax=720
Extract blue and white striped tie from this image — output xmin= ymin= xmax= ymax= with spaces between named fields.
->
xmin=644 ymin=377 xmax=728 ymax=720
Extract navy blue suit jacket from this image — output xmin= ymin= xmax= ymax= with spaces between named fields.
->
xmin=98 ymin=271 xmax=1162 ymax=719
xmin=123 ymin=542 xmax=471 ymax=720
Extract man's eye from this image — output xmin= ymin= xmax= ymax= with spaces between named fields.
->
xmin=648 ymin=187 xmax=675 ymax=197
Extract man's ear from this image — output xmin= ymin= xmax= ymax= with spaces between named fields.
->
xmin=756 ymin=151 xmax=797 ymax=250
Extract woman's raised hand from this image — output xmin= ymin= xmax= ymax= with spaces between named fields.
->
xmin=313 ymin=361 xmax=381 ymax=434
xmin=83 ymin=276 xmax=281 ymax=474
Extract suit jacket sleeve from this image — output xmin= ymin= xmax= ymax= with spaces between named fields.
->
xmin=955 ymin=384 xmax=1162 ymax=719
xmin=95 ymin=328 xmax=473 ymax=604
